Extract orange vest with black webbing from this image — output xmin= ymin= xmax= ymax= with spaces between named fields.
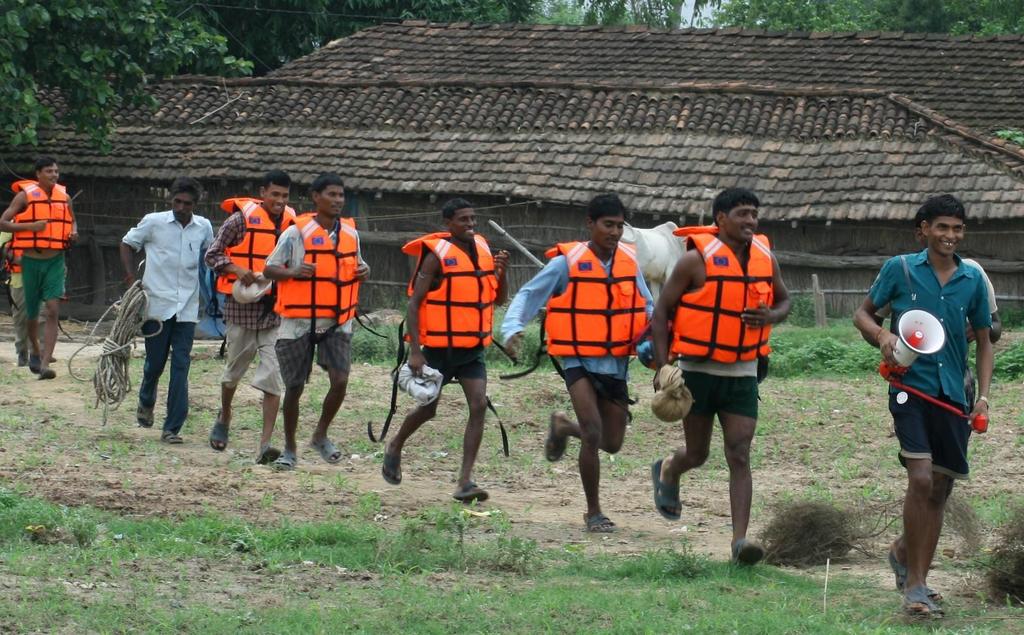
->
xmin=274 ymin=215 xmax=361 ymax=324
xmin=544 ymin=241 xmax=648 ymax=357
xmin=216 ymin=197 xmax=297 ymax=295
xmin=10 ymin=179 xmax=74 ymax=252
xmin=402 ymin=232 xmax=497 ymax=349
xmin=671 ymin=231 xmax=774 ymax=363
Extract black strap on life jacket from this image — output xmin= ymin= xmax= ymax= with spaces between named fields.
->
xmin=354 ymin=312 xmax=389 ymax=339
xmin=485 ymin=396 xmax=510 ymax=457
xmin=368 ymin=319 xmax=407 ymax=443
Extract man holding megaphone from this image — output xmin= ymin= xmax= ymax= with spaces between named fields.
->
xmin=854 ymin=194 xmax=993 ymax=619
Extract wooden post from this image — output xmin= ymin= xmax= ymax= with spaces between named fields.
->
xmin=811 ymin=273 xmax=827 ymax=328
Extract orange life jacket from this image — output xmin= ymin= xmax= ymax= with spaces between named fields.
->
xmin=671 ymin=232 xmax=774 ymax=362
xmin=10 ymin=179 xmax=73 ymax=252
xmin=543 ymin=241 xmax=648 ymax=357
xmin=402 ymin=232 xmax=497 ymax=349
xmin=274 ymin=215 xmax=360 ymax=324
xmin=216 ymin=197 xmax=297 ymax=295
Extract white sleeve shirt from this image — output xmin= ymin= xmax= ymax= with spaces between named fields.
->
xmin=122 ymin=210 xmax=214 ymax=322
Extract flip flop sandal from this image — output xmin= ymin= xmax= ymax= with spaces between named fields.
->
xmin=381 ymin=451 xmax=402 ymax=485
xmin=161 ymin=432 xmax=184 ymax=444
xmin=889 ymin=549 xmax=942 ymax=602
xmin=544 ymin=413 xmax=568 ymax=462
xmin=651 ymin=459 xmax=681 ymax=520
xmin=311 ymin=438 xmax=343 ymax=464
xmin=453 ymin=481 xmax=489 ymax=503
xmin=273 ymin=450 xmax=297 ymax=471
xmin=584 ymin=512 xmax=616 ymax=533
xmin=903 ymin=585 xmax=943 ymax=618
xmin=209 ymin=419 xmax=229 ymax=451
xmin=731 ymin=538 xmax=765 ymax=566
xmin=255 ymin=444 xmax=281 ymax=465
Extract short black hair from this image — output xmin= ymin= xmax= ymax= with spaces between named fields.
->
xmin=712 ymin=188 xmax=759 ymax=221
xmin=442 ymin=197 xmax=473 ymax=220
xmin=169 ymin=176 xmax=202 ymax=201
xmin=33 ymin=156 xmax=58 ymax=172
xmin=311 ymin=173 xmax=344 ymax=194
xmin=917 ymin=194 xmax=966 ymax=225
xmin=261 ymin=170 xmax=291 ymax=189
xmin=587 ymin=193 xmax=627 ymax=221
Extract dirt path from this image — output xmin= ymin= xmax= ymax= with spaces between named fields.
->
xmin=0 ymin=337 xmax=1019 ymax=605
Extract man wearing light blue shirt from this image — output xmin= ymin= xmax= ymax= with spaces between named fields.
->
xmin=120 ymin=177 xmax=214 ymax=444
xmin=502 ymin=194 xmax=654 ymax=532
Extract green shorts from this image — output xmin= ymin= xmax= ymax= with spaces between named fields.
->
xmin=682 ymin=370 xmax=759 ymax=419
xmin=21 ymin=253 xmax=65 ymax=319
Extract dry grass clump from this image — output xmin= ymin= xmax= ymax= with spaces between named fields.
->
xmin=943 ymin=492 xmax=983 ymax=556
xmin=760 ymin=501 xmax=862 ymax=567
xmin=987 ymin=506 xmax=1024 ymax=605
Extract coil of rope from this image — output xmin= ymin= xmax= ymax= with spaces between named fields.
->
xmin=68 ymin=279 xmax=158 ymax=424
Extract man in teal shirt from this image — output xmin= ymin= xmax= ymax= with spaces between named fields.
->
xmin=854 ymin=194 xmax=992 ymax=618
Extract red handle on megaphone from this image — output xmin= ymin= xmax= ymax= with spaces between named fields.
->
xmin=884 ymin=376 xmax=988 ymax=433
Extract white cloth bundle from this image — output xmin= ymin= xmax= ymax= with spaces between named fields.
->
xmin=396 ymin=363 xmax=444 ymax=406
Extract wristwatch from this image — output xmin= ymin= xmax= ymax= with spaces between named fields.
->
xmin=977 ymin=395 xmax=990 ymax=405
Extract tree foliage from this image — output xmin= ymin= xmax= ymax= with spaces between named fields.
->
xmin=540 ymin=1 xmax=720 ymax=28
xmin=1 ymin=0 xmax=250 ymax=148
xmin=178 ymin=1 xmax=541 ymax=76
xmin=708 ymin=0 xmax=1024 ymax=34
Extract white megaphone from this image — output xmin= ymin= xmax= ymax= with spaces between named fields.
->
xmin=892 ymin=309 xmax=945 ymax=367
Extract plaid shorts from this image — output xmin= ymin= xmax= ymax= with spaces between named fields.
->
xmin=275 ymin=331 xmax=352 ymax=389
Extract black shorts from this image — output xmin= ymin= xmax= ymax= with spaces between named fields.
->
xmin=563 ymin=366 xmax=630 ymax=405
xmin=422 ymin=346 xmax=486 ymax=385
xmin=889 ymin=391 xmax=971 ymax=479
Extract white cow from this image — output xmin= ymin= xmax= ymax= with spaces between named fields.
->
xmin=620 ymin=221 xmax=686 ymax=300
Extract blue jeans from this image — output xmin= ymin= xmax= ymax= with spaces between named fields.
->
xmin=139 ymin=317 xmax=196 ymax=434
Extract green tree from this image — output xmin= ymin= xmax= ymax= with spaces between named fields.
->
xmin=1 ymin=0 xmax=250 ymax=148
xmin=537 ymin=1 xmax=721 ymax=28
xmin=179 ymin=1 xmax=542 ymax=75
xmin=707 ymin=0 xmax=1024 ymax=34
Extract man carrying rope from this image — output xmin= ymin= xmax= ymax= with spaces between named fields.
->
xmin=501 ymin=194 xmax=653 ymax=532
xmin=0 ymin=157 xmax=77 ymax=380
xmin=205 ymin=170 xmax=296 ymax=462
xmin=120 ymin=177 xmax=214 ymax=444
xmin=262 ymin=173 xmax=368 ymax=471
xmin=854 ymin=194 xmax=992 ymax=618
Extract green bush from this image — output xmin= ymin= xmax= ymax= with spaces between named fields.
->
xmin=995 ymin=340 xmax=1024 ymax=380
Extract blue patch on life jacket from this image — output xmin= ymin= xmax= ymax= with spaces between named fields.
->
xmin=312 ymin=236 xmax=325 ymax=245
xmin=578 ymin=261 xmax=593 ymax=271
xmin=444 ymin=257 xmax=458 ymax=266
xmin=713 ymin=255 xmax=729 ymax=266
xmin=249 ymin=217 xmax=261 ymax=225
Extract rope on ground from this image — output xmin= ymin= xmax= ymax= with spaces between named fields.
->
xmin=67 ymin=281 xmax=158 ymax=424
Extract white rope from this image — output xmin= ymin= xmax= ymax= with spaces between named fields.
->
xmin=67 ymin=281 xmax=158 ymax=424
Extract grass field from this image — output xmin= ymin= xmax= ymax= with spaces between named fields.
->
xmin=1 ymin=322 xmax=1023 ymax=633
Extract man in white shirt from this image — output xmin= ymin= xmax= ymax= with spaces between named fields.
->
xmin=120 ymin=177 xmax=214 ymax=443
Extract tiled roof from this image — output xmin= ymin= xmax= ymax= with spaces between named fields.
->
xmin=270 ymin=21 xmax=1024 ymax=134
xmin=19 ymin=124 xmax=1024 ymax=220
xmin=97 ymin=79 xmax=924 ymax=140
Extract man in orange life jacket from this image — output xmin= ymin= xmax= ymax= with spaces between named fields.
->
xmin=263 ymin=173 xmax=369 ymax=470
xmin=650 ymin=188 xmax=790 ymax=564
xmin=0 ymin=157 xmax=78 ymax=379
xmin=381 ymin=198 xmax=509 ymax=503
xmin=204 ymin=170 xmax=296 ymax=462
xmin=501 ymin=194 xmax=654 ymax=532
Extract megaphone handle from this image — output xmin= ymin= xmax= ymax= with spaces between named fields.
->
xmin=887 ymin=379 xmax=969 ymax=420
